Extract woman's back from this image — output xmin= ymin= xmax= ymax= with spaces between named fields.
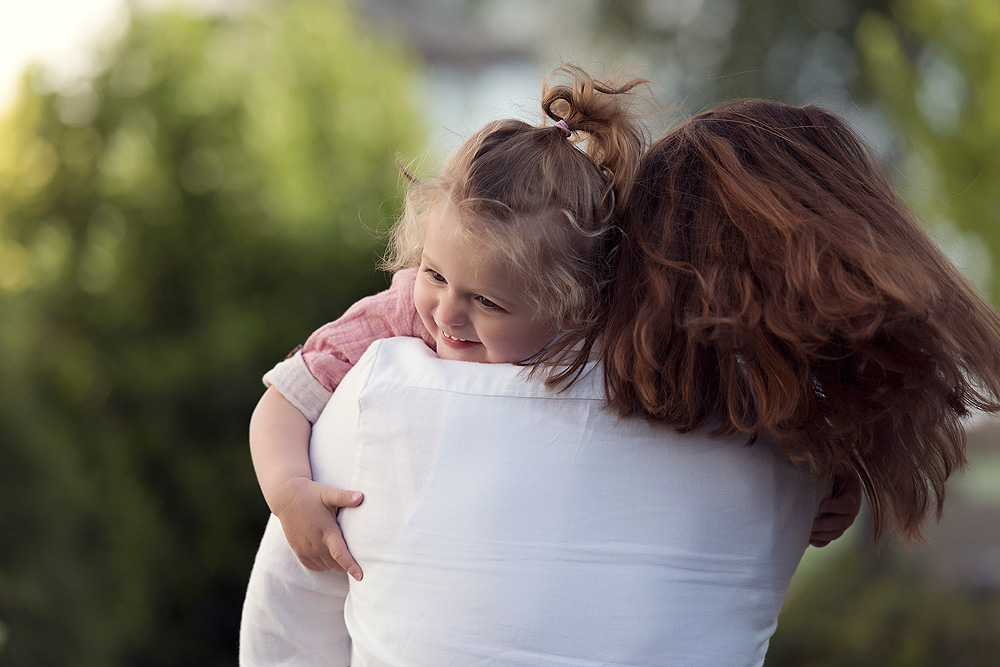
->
xmin=314 ymin=338 xmax=823 ymax=666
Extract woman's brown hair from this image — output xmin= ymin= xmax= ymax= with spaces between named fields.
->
xmin=550 ymin=99 xmax=1000 ymax=541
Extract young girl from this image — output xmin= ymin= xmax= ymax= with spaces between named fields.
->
xmin=542 ymin=99 xmax=1000 ymax=542
xmin=248 ymin=65 xmax=651 ymax=580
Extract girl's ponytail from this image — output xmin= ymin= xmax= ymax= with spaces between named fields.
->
xmin=542 ymin=65 xmax=650 ymax=210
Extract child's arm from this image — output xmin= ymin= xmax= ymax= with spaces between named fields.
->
xmin=250 ymin=386 xmax=365 ymax=579
xmin=809 ymin=464 xmax=862 ymax=547
xmin=250 ymin=269 xmax=431 ymax=576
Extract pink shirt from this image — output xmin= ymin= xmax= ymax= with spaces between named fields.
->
xmin=262 ymin=268 xmax=435 ymax=422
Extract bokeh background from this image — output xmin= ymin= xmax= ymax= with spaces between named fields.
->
xmin=2 ymin=0 xmax=1000 ymax=665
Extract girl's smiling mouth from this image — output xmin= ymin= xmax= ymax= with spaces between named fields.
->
xmin=441 ymin=330 xmax=480 ymax=347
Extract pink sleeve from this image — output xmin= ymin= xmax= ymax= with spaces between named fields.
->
xmin=301 ymin=268 xmax=435 ymax=392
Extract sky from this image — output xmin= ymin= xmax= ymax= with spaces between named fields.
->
xmin=0 ymin=0 xmax=534 ymax=159
xmin=0 ymin=0 xmax=132 ymax=112
xmin=0 ymin=0 xmax=245 ymax=114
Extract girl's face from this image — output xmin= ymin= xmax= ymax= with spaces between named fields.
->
xmin=413 ymin=202 xmax=560 ymax=364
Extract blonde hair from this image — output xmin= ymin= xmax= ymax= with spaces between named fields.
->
xmin=385 ymin=64 xmax=650 ymax=328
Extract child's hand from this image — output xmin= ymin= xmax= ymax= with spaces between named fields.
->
xmin=272 ymin=476 xmax=365 ymax=579
xmin=809 ymin=464 xmax=862 ymax=547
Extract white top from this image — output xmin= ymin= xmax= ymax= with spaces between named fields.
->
xmin=241 ymin=337 xmax=823 ymax=667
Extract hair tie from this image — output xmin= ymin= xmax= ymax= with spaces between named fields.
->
xmin=553 ymin=119 xmax=572 ymax=138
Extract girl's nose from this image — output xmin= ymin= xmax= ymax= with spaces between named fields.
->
xmin=437 ymin=291 xmax=467 ymax=327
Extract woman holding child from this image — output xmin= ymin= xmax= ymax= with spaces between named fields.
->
xmin=241 ymin=66 xmax=1000 ymax=666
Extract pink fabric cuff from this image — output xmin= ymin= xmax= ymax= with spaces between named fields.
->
xmin=262 ymin=351 xmax=333 ymax=424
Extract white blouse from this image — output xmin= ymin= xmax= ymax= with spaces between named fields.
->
xmin=241 ymin=337 xmax=823 ymax=666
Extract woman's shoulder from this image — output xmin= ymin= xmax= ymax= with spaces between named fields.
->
xmin=358 ymin=337 xmax=604 ymax=401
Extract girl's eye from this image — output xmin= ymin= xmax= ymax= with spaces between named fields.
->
xmin=476 ymin=295 xmax=503 ymax=311
xmin=426 ymin=269 xmax=446 ymax=283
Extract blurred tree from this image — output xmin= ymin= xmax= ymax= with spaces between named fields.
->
xmin=0 ymin=0 xmax=422 ymax=664
xmin=858 ymin=0 xmax=1000 ymax=301
xmin=767 ymin=548 xmax=1000 ymax=666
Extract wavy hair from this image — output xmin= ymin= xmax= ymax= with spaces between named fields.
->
xmin=384 ymin=65 xmax=650 ymax=329
xmin=547 ymin=99 xmax=1000 ymax=541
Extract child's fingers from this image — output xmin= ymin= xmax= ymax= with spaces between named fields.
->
xmin=817 ymin=490 xmax=859 ymax=516
xmin=812 ymin=512 xmax=854 ymax=534
xmin=822 ymin=466 xmax=862 ymax=513
xmin=809 ymin=530 xmax=841 ymax=547
xmin=809 ymin=521 xmax=851 ymax=546
xmin=809 ymin=535 xmax=836 ymax=548
xmin=808 ymin=511 xmax=855 ymax=547
xmin=319 ymin=485 xmax=364 ymax=510
xmin=304 ymin=484 xmax=364 ymax=578
xmin=325 ymin=532 xmax=363 ymax=581
xmin=812 ymin=465 xmax=862 ymax=547
xmin=298 ymin=553 xmax=334 ymax=572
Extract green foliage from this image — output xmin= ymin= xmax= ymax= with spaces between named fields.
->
xmin=768 ymin=548 xmax=1000 ymax=666
xmin=857 ymin=0 xmax=1000 ymax=301
xmin=0 ymin=1 xmax=422 ymax=664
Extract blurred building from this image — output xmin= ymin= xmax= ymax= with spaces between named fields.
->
xmin=357 ymin=0 xmax=549 ymax=160
xmin=353 ymin=0 xmax=737 ymax=155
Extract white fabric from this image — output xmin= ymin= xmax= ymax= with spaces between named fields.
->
xmin=241 ymin=337 xmax=824 ymax=666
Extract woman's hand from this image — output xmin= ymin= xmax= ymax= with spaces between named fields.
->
xmin=272 ymin=476 xmax=365 ymax=578
xmin=809 ymin=465 xmax=862 ymax=547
